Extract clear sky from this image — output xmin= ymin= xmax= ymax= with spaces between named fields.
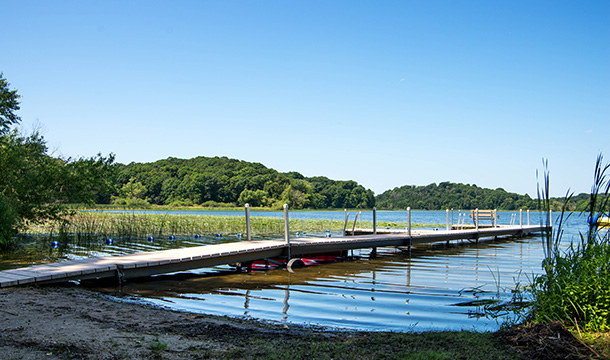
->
xmin=3 ymin=1 xmax=609 ymax=197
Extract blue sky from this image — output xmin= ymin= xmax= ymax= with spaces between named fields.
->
xmin=3 ymin=1 xmax=609 ymax=197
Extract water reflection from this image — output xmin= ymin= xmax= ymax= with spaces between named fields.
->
xmin=82 ymin=236 xmax=545 ymax=332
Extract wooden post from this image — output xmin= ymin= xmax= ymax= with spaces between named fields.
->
xmin=446 ymin=209 xmax=449 ymax=231
xmin=407 ymin=207 xmax=411 ymax=237
xmin=373 ymin=207 xmax=377 ymax=235
xmin=284 ymin=204 xmax=291 ymax=260
xmin=245 ymin=203 xmax=251 ymax=241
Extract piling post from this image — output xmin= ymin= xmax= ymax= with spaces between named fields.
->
xmin=527 ymin=210 xmax=530 ymax=225
xmin=407 ymin=206 xmax=412 ymax=256
xmin=493 ymin=209 xmax=497 ymax=228
xmin=245 ymin=203 xmax=251 ymax=241
xmin=475 ymin=208 xmax=479 ymax=230
xmin=451 ymin=208 xmax=454 ymax=227
xmin=284 ymin=204 xmax=291 ymax=260
xmin=446 ymin=209 xmax=449 ymax=231
xmin=373 ymin=207 xmax=377 ymax=235
xmin=407 ymin=207 xmax=411 ymax=237
xmin=520 ymin=209 xmax=523 ymax=228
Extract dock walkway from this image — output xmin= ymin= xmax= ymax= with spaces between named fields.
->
xmin=0 ymin=224 xmax=546 ymax=288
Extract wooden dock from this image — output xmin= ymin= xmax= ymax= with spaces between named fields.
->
xmin=0 ymin=224 xmax=547 ymax=288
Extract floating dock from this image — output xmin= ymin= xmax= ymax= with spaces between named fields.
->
xmin=0 ymin=224 xmax=547 ymax=288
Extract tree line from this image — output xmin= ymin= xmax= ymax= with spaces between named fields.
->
xmin=375 ymin=182 xmax=593 ymax=212
xmin=112 ymin=157 xmax=376 ymax=210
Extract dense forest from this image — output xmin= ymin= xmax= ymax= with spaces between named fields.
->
xmin=112 ymin=156 xmax=375 ymax=210
xmin=375 ymin=182 xmax=592 ymax=212
xmin=112 ymin=156 xmax=594 ymax=212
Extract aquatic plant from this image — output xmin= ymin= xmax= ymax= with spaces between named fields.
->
xmin=529 ymin=154 xmax=610 ymax=332
xmin=26 ymin=211 xmax=440 ymax=241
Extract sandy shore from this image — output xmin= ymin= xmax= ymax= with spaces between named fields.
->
xmin=1 ymin=286 xmax=303 ymax=359
xmin=0 ymin=287 xmax=599 ymax=360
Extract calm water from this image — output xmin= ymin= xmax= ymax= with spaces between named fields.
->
xmin=1 ymin=210 xmax=590 ymax=332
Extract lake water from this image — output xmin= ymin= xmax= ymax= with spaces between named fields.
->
xmin=1 ymin=210 xmax=591 ymax=332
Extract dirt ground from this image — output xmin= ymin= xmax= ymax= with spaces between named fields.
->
xmin=0 ymin=286 xmax=294 ymax=360
xmin=0 ymin=287 xmax=603 ymax=360
xmin=497 ymin=322 xmax=606 ymax=360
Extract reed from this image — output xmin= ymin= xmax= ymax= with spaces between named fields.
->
xmin=26 ymin=211 xmax=440 ymax=240
xmin=530 ymin=154 xmax=610 ymax=332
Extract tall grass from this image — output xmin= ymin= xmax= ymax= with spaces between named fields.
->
xmin=27 ymin=212 xmax=440 ymax=241
xmin=28 ymin=212 xmax=347 ymax=239
xmin=530 ymin=154 xmax=610 ymax=332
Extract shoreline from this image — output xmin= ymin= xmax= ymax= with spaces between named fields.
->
xmin=0 ymin=286 xmax=597 ymax=359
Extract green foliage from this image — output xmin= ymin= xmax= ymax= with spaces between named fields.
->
xmin=112 ymin=177 xmax=149 ymax=206
xmin=0 ymin=130 xmax=67 ymax=246
xmin=0 ymin=73 xmax=21 ymax=134
xmin=0 ymin=74 xmax=115 ymax=248
xmin=530 ymin=154 xmax=610 ymax=332
xmin=376 ymin=181 xmax=539 ymax=210
xmin=0 ymin=129 xmax=115 ymax=248
xmin=112 ymin=157 xmax=375 ymax=209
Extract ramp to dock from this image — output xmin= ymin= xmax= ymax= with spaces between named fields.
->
xmin=0 ymin=224 xmax=546 ymax=288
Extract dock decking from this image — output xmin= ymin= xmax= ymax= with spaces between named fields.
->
xmin=0 ymin=224 xmax=547 ymax=288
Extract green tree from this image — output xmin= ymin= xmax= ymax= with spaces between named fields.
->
xmin=0 ymin=74 xmax=115 ymax=248
xmin=237 ymin=189 xmax=269 ymax=207
xmin=0 ymin=73 xmax=21 ymax=134
xmin=112 ymin=177 xmax=148 ymax=205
